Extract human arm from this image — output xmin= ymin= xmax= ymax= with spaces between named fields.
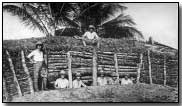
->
xmin=27 ymin=51 xmax=35 ymax=63
xmin=54 ymin=80 xmax=58 ymax=88
xmin=93 ymin=32 xmax=99 ymax=39
xmin=81 ymin=81 xmax=87 ymax=87
xmin=66 ymin=80 xmax=69 ymax=88
xmin=82 ymin=32 xmax=88 ymax=39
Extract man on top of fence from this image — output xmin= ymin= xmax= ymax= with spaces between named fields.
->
xmin=74 ymin=25 xmax=100 ymax=48
xmin=73 ymin=72 xmax=87 ymax=88
xmin=54 ymin=70 xmax=69 ymax=89
xmin=27 ymin=41 xmax=47 ymax=92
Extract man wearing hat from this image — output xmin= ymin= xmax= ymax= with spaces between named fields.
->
xmin=82 ymin=25 xmax=100 ymax=48
xmin=109 ymin=72 xmax=120 ymax=85
xmin=97 ymin=69 xmax=108 ymax=86
xmin=54 ymin=70 xmax=69 ymax=89
xmin=27 ymin=41 xmax=47 ymax=91
xmin=73 ymin=72 xmax=87 ymax=88
xmin=121 ymin=74 xmax=133 ymax=85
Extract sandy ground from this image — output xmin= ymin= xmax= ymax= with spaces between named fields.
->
xmin=11 ymin=83 xmax=178 ymax=102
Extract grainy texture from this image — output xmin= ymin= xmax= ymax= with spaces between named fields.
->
xmin=11 ymin=84 xmax=178 ymax=102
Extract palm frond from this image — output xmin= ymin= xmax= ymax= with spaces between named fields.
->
xmin=121 ymin=26 xmax=143 ymax=38
xmin=102 ymin=14 xmax=136 ymax=26
xmin=3 ymin=5 xmax=46 ymax=34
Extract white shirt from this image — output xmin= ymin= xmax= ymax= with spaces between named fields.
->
xmin=97 ymin=77 xmax=108 ymax=86
xmin=121 ymin=78 xmax=133 ymax=85
xmin=27 ymin=49 xmax=44 ymax=62
xmin=55 ymin=78 xmax=69 ymax=89
xmin=83 ymin=31 xmax=99 ymax=40
xmin=73 ymin=79 xmax=86 ymax=88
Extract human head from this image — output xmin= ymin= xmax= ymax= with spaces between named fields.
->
xmin=88 ymin=25 xmax=95 ymax=32
xmin=60 ymin=70 xmax=66 ymax=79
xmin=124 ymin=74 xmax=129 ymax=79
xmin=36 ymin=41 xmax=43 ymax=50
xmin=100 ymin=69 xmax=104 ymax=77
xmin=75 ymin=72 xmax=81 ymax=80
xmin=112 ymin=72 xmax=117 ymax=80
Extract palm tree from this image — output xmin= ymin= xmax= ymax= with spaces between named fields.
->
xmin=3 ymin=3 xmax=143 ymax=39
xmin=3 ymin=3 xmax=78 ymax=37
xmin=64 ymin=3 xmax=143 ymax=38
xmin=3 ymin=3 xmax=51 ymax=37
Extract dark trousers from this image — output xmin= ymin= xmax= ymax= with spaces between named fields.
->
xmin=33 ymin=61 xmax=43 ymax=91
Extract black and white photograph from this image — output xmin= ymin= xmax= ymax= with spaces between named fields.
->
xmin=2 ymin=2 xmax=179 ymax=102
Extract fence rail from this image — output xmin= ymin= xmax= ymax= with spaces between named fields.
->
xmin=2 ymin=49 xmax=178 ymax=101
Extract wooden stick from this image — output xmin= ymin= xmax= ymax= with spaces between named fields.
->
xmin=6 ymin=50 xmax=22 ymax=97
xmin=163 ymin=55 xmax=167 ymax=86
xmin=137 ymin=53 xmax=143 ymax=83
xmin=114 ymin=53 xmax=119 ymax=79
xmin=67 ymin=51 xmax=72 ymax=88
xmin=148 ymin=50 xmax=153 ymax=84
xmin=21 ymin=50 xmax=34 ymax=94
xmin=92 ymin=48 xmax=97 ymax=86
xmin=3 ymin=77 xmax=8 ymax=102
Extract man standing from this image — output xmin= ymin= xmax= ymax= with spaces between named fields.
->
xmin=73 ymin=72 xmax=87 ymax=88
xmin=54 ymin=70 xmax=69 ymax=89
xmin=27 ymin=41 xmax=46 ymax=92
xmin=97 ymin=70 xmax=108 ymax=86
xmin=82 ymin=25 xmax=100 ymax=48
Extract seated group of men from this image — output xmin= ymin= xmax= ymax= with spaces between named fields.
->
xmin=53 ymin=69 xmax=134 ymax=89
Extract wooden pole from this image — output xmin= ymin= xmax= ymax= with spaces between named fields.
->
xmin=163 ymin=55 xmax=167 ymax=86
xmin=137 ymin=53 xmax=143 ymax=83
xmin=114 ymin=53 xmax=119 ymax=79
xmin=3 ymin=77 xmax=8 ymax=101
xmin=147 ymin=50 xmax=152 ymax=84
xmin=67 ymin=51 xmax=72 ymax=88
xmin=92 ymin=48 xmax=97 ymax=86
xmin=6 ymin=50 xmax=22 ymax=97
xmin=21 ymin=50 xmax=34 ymax=94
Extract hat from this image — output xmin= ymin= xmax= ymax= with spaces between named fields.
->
xmin=124 ymin=74 xmax=129 ymax=77
xmin=100 ymin=70 xmax=104 ymax=74
xmin=60 ymin=70 xmax=66 ymax=75
xmin=36 ymin=41 xmax=43 ymax=45
xmin=89 ymin=25 xmax=95 ymax=29
xmin=75 ymin=72 xmax=81 ymax=77
xmin=111 ymin=72 xmax=117 ymax=77
xmin=36 ymin=41 xmax=43 ymax=47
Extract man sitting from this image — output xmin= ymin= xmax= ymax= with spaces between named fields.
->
xmin=120 ymin=74 xmax=133 ymax=85
xmin=97 ymin=69 xmax=108 ymax=86
xmin=54 ymin=70 xmax=69 ymax=89
xmin=74 ymin=25 xmax=100 ymax=48
xmin=73 ymin=72 xmax=87 ymax=88
xmin=109 ymin=72 xmax=120 ymax=85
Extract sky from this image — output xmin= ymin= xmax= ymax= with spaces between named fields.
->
xmin=124 ymin=3 xmax=178 ymax=49
xmin=3 ymin=3 xmax=178 ymax=49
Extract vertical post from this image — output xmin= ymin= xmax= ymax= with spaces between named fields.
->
xmin=163 ymin=55 xmax=167 ymax=86
xmin=137 ymin=53 xmax=143 ymax=83
xmin=92 ymin=48 xmax=97 ymax=86
xmin=147 ymin=50 xmax=152 ymax=84
xmin=67 ymin=51 xmax=72 ymax=88
xmin=3 ymin=77 xmax=8 ymax=101
xmin=21 ymin=50 xmax=34 ymax=94
xmin=114 ymin=53 xmax=119 ymax=79
xmin=6 ymin=50 xmax=22 ymax=97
